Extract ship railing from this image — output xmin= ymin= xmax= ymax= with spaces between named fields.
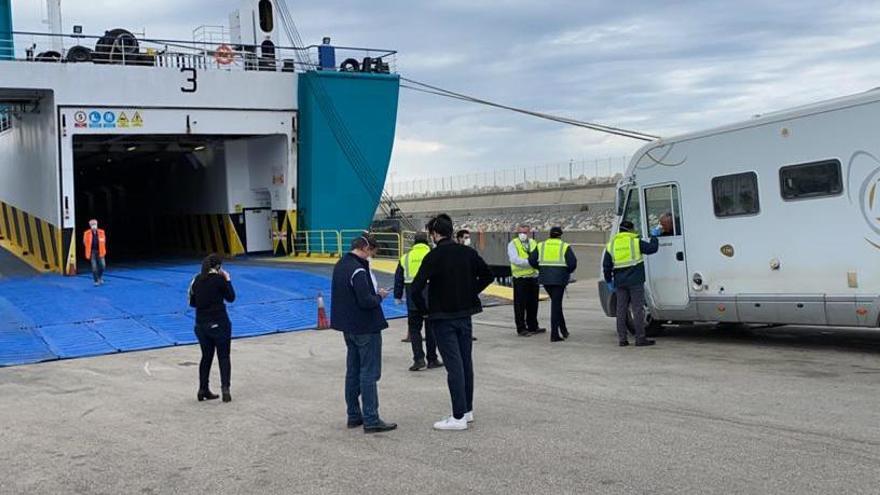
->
xmin=293 ymin=230 xmax=343 ymax=257
xmin=3 ymin=31 xmax=397 ymax=74
xmin=340 ymin=230 xmax=403 ymax=260
xmin=291 ymin=230 xmax=403 ymax=259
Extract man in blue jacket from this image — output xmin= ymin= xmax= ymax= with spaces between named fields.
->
xmin=331 ymin=233 xmax=397 ymax=433
xmin=602 ymin=220 xmax=660 ymax=347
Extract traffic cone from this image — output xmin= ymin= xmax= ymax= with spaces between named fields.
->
xmin=316 ymin=292 xmax=330 ymax=329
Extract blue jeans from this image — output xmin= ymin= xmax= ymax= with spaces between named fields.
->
xmin=90 ymin=256 xmax=105 ymax=282
xmin=343 ymin=332 xmax=382 ymax=427
xmin=432 ymin=317 xmax=474 ymax=420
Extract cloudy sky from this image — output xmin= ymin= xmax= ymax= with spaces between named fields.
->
xmin=12 ymin=0 xmax=880 ymax=182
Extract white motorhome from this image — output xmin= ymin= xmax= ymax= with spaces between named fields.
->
xmin=599 ymin=89 xmax=880 ymax=331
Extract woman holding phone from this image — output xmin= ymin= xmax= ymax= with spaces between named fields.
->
xmin=188 ymin=254 xmax=236 ymax=402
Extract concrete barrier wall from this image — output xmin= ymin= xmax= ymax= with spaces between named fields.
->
xmin=382 ymin=183 xmax=617 ymax=216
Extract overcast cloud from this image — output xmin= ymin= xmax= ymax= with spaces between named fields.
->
xmin=12 ymin=0 xmax=880 ymax=181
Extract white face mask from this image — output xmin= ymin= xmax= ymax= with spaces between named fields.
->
xmin=518 ymin=233 xmax=528 ymax=242
xmin=463 ymin=238 xmax=472 ymax=246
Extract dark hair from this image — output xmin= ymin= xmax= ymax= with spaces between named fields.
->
xmin=413 ymin=232 xmax=429 ymax=245
xmin=426 ymin=214 xmax=453 ymax=238
xmin=351 ymin=232 xmax=378 ymax=251
xmin=455 ymin=229 xmax=470 ymax=239
xmin=549 ymin=226 xmax=563 ymax=238
xmin=200 ymin=253 xmax=222 ymax=279
xmin=620 ymin=220 xmax=635 ymax=232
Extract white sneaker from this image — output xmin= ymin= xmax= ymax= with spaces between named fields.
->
xmin=464 ymin=411 xmax=474 ymax=423
xmin=433 ymin=415 xmax=468 ymax=431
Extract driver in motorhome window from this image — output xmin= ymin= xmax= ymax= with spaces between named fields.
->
xmin=652 ymin=212 xmax=680 ymax=237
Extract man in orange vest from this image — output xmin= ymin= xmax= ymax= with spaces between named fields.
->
xmin=83 ymin=219 xmax=107 ymax=286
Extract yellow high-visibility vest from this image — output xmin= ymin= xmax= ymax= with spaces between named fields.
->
xmin=511 ymin=237 xmax=538 ymax=277
xmin=606 ymin=232 xmax=643 ymax=268
xmin=537 ymin=238 xmax=570 ymax=267
xmin=400 ymin=243 xmax=431 ymax=283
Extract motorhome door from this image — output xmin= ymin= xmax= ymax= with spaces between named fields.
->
xmin=643 ymin=184 xmax=689 ymax=308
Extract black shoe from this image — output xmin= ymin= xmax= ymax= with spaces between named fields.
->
xmin=364 ymin=421 xmax=397 ymax=433
xmin=401 ymin=337 xmax=411 ymax=343
xmin=427 ymin=360 xmax=444 ymax=369
xmin=409 ymin=360 xmax=426 ymax=371
xmin=619 ymin=341 xmax=630 ymax=347
xmin=221 ymin=388 xmax=232 ymax=402
xmin=347 ymin=418 xmax=364 ymax=429
xmin=560 ymin=328 xmax=569 ymax=339
xmin=197 ymin=389 xmax=219 ymax=401
xmin=517 ymin=331 xmax=532 ymax=337
xmin=635 ymin=339 xmax=656 ymax=347
xmin=550 ymin=336 xmax=564 ymax=342
xmin=530 ymin=328 xmax=547 ymax=335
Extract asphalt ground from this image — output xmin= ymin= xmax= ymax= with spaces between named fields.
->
xmin=2 ymin=279 xmax=880 ymax=494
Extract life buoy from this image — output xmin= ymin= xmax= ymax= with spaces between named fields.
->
xmin=214 ymin=44 xmax=235 ymax=65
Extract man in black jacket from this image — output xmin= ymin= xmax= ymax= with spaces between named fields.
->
xmin=411 ymin=214 xmax=494 ymax=431
xmin=331 ymin=233 xmax=397 ymax=433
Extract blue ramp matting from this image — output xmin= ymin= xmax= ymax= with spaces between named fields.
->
xmin=0 ymin=261 xmax=406 ymax=366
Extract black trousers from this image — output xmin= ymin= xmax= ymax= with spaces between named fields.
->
xmin=512 ymin=277 xmax=540 ymax=333
xmin=544 ymin=285 xmax=567 ymax=339
xmin=433 ymin=317 xmax=474 ymax=420
xmin=195 ymin=321 xmax=232 ymax=390
xmin=408 ymin=311 xmax=438 ymax=363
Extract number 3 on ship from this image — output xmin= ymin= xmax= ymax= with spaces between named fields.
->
xmin=181 ymin=68 xmax=197 ymax=93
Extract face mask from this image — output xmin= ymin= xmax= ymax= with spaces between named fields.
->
xmin=463 ymin=238 xmax=472 ymax=246
xmin=518 ymin=233 xmax=528 ymax=242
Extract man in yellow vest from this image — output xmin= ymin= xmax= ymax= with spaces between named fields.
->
xmin=528 ymin=226 xmax=577 ymax=342
xmin=602 ymin=220 xmax=660 ymax=347
xmin=507 ymin=224 xmax=545 ymax=337
xmin=394 ymin=233 xmax=442 ymax=371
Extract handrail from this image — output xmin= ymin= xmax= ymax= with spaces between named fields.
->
xmin=5 ymin=30 xmax=397 ymax=73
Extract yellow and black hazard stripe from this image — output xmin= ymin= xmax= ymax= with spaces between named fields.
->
xmin=273 ymin=210 xmax=298 ymax=256
xmin=0 ymin=199 xmax=63 ymax=273
xmin=155 ymin=213 xmax=245 ymax=257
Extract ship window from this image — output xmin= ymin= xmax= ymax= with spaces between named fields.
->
xmin=779 ymin=159 xmax=842 ymax=200
xmin=621 ymin=187 xmax=642 ymax=234
xmin=259 ymin=0 xmax=274 ymax=33
xmin=712 ymin=172 xmax=759 ymax=217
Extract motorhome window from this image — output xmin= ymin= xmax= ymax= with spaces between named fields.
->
xmin=712 ymin=172 xmax=759 ymax=217
xmin=259 ymin=0 xmax=274 ymax=33
xmin=779 ymin=159 xmax=842 ymax=200
xmin=616 ymin=187 xmax=627 ymax=216
xmin=621 ymin=188 xmax=642 ymax=234
xmin=644 ymin=184 xmax=682 ymax=236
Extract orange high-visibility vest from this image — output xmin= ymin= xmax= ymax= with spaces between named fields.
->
xmin=83 ymin=229 xmax=107 ymax=259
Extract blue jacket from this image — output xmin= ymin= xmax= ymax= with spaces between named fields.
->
xmin=330 ymin=253 xmax=388 ymax=334
xmin=602 ymin=236 xmax=659 ymax=289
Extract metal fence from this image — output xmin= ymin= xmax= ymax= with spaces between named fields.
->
xmin=292 ymin=230 xmax=404 ymax=260
xmin=3 ymin=31 xmax=396 ymax=74
xmin=386 ymin=156 xmax=629 ymax=199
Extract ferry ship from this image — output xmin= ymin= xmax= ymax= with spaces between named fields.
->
xmin=0 ymin=0 xmax=400 ymax=274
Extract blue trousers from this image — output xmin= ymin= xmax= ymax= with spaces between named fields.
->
xmin=433 ymin=317 xmax=474 ymax=420
xmin=90 ymin=256 xmax=105 ymax=282
xmin=344 ymin=332 xmax=382 ymax=427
